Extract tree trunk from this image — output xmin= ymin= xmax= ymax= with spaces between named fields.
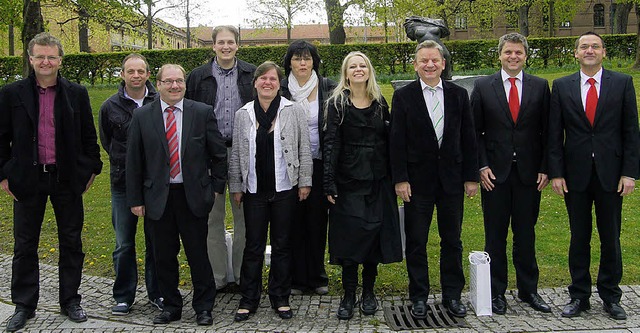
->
xmin=547 ymin=0 xmax=555 ymax=37
xmin=78 ymin=7 xmax=90 ymax=52
xmin=8 ymin=23 xmax=15 ymax=56
xmin=633 ymin=4 xmax=640 ymax=69
xmin=613 ymin=2 xmax=632 ymax=34
xmin=518 ymin=5 xmax=530 ymax=37
xmin=22 ymin=0 xmax=43 ymax=77
xmin=324 ymin=0 xmax=345 ymax=44
xmin=186 ymin=0 xmax=190 ymax=48
xmin=147 ymin=1 xmax=153 ymax=49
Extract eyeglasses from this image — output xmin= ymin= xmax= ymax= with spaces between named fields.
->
xmin=31 ymin=55 xmax=61 ymax=62
xmin=578 ymin=44 xmax=603 ymax=51
xmin=159 ymin=79 xmax=185 ymax=86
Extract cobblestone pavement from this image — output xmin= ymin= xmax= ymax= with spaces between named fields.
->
xmin=0 ymin=254 xmax=640 ymax=332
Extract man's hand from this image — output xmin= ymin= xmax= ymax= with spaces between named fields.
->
xmin=0 ymin=179 xmax=17 ymax=201
xmin=551 ymin=177 xmax=568 ymax=197
xmin=83 ymin=173 xmax=96 ymax=194
xmin=131 ymin=205 xmax=145 ymax=217
xmin=480 ymin=168 xmax=496 ymax=191
xmin=536 ymin=173 xmax=549 ymax=192
xmin=464 ymin=181 xmax=478 ymax=198
xmin=233 ymin=192 xmax=243 ymax=208
xmin=618 ymin=176 xmax=635 ymax=196
xmin=298 ymin=186 xmax=311 ymax=201
xmin=395 ymin=182 xmax=411 ymax=202
xmin=327 ymin=195 xmax=336 ymax=205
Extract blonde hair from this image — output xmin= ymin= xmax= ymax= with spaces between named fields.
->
xmin=328 ymin=51 xmax=383 ymax=111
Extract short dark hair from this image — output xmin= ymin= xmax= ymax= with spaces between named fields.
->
xmin=575 ymin=31 xmax=605 ymax=49
xmin=282 ymin=40 xmax=321 ymax=76
xmin=28 ymin=32 xmax=64 ymax=57
xmin=253 ymin=61 xmax=284 ymax=85
xmin=498 ymin=33 xmax=529 ymax=55
xmin=212 ymin=25 xmax=239 ymax=44
xmin=122 ymin=53 xmax=150 ymax=72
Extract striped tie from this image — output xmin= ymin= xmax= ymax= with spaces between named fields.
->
xmin=165 ymin=106 xmax=180 ymax=179
xmin=427 ymin=86 xmax=444 ymax=147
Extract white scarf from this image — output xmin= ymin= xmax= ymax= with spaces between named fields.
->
xmin=288 ymin=70 xmax=319 ymax=114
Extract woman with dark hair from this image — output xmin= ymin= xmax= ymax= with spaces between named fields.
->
xmin=229 ymin=61 xmax=312 ymax=321
xmin=281 ymin=40 xmax=337 ymax=296
xmin=323 ymin=51 xmax=402 ymax=320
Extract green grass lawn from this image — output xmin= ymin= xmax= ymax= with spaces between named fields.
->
xmin=0 ymin=67 xmax=639 ymax=297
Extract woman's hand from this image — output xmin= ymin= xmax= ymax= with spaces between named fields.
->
xmin=298 ymin=186 xmax=311 ymax=201
xmin=233 ymin=192 xmax=243 ymax=208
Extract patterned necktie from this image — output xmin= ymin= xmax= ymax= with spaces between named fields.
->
xmin=508 ymin=77 xmax=520 ymax=123
xmin=427 ymin=86 xmax=444 ymax=147
xmin=165 ymin=106 xmax=181 ymax=179
xmin=585 ymin=78 xmax=597 ymax=126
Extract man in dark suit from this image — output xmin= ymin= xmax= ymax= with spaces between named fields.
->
xmin=126 ymin=64 xmax=227 ymax=325
xmin=0 ymin=32 xmax=102 ymax=332
xmin=390 ymin=40 xmax=479 ymax=319
xmin=548 ymin=32 xmax=639 ymax=320
xmin=470 ymin=33 xmax=551 ymax=315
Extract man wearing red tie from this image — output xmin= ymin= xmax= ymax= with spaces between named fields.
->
xmin=470 ymin=33 xmax=551 ymax=315
xmin=126 ymin=64 xmax=228 ymax=325
xmin=548 ymin=32 xmax=640 ymax=320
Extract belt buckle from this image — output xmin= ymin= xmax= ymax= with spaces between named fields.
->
xmin=41 ymin=164 xmax=48 ymax=173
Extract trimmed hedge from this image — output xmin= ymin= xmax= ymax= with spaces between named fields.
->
xmin=1 ymin=34 xmax=636 ymax=85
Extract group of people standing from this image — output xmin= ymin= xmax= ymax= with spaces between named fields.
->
xmin=0 ymin=26 xmax=637 ymax=332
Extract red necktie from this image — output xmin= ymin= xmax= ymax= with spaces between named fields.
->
xmin=508 ymin=77 xmax=519 ymax=123
xmin=165 ymin=106 xmax=181 ymax=179
xmin=585 ymin=78 xmax=597 ymax=126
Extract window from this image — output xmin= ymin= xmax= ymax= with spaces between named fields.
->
xmin=593 ymin=4 xmax=605 ymax=27
xmin=561 ymin=21 xmax=571 ymax=28
xmin=454 ymin=16 xmax=468 ymax=30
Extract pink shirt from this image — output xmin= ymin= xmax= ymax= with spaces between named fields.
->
xmin=37 ymin=84 xmax=56 ymax=164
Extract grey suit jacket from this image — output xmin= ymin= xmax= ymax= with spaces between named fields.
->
xmin=126 ymin=98 xmax=227 ymax=220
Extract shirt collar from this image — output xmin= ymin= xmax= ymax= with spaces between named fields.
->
xmin=123 ymin=86 xmax=148 ymax=101
xmin=213 ymin=57 xmax=237 ymax=74
xmin=501 ymin=68 xmax=523 ymax=82
xmin=161 ymin=99 xmax=184 ymax=113
xmin=580 ymin=67 xmax=603 ymax=85
xmin=419 ymin=78 xmax=443 ymax=92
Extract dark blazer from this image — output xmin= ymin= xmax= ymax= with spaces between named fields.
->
xmin=126 ymin=98 xmax=228 ymax=220
xmin=471 ymin=72 xmax=550 ymax=185
xmin=390 ymin=79 xmax=478 ymax=195
xmin=548 ymin=69 xmax=640 ymax=192
xmin=0 ymin=74 xmax=102 ymax=200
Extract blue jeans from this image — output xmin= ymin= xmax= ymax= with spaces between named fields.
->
xmin=111 ymin=188 xmax=160 ymax=304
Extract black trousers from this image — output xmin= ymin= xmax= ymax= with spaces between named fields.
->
xmin=565 ymin=167 xmax=623 ymax=303
xmin=12 ymin=170 xmax=85 ymax=311
xmin=341 ymin=261 xmax=377 ymax=293
xmin=291 ymin=159 xmax=328 ymax=290
xmin=239 ymin=188 xmax=296 ymax=309
xmin=482 ymin=163 xmax=541 ymax=297
xmin=148 ymin=185 xmax=215 ymax=315
xmin=404 ymin=189 xmax=465 ymax=302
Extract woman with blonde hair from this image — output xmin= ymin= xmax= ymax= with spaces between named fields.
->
xmin=323 ymin=51 xmax=402 ymax=320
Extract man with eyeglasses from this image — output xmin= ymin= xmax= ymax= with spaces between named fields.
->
xmin=0 ymin=32 xmax=102 ymax=332
xmin=126 ymin=64 xmax=227 ymax=325
xmin=548 ymin=31 xmax=640 ymax=320
xmin=186 ymin=25 xmax=256 ymax=292
xmin=98 ymin=53 xmax=163 ymax=316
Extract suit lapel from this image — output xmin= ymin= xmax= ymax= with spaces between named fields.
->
xmin=594 ymin=69 xmax=611 ymax=126
xmin=181 ymin=99 xmax=193 ymax=156
xmin=490 ymin=73 xmax=513 ymax=125
xmin=568 ymin=72 xmax=591 ymax=128
xmin=152 ymin=100 xmax=170 ymax=158
xmin=20 ymin=78 xmax=39 ymax=126
xmin=519 ymin=73 xmax=533 ymax=124
xmin=409 ymin=80 xmax=435 ymax=138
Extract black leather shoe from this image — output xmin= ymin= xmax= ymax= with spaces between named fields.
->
xmin=233 ymin=308 xmax=256 ymax=322
xmin=561 ymin=298 xmax=590 ymax=318
xmin=336 ymin=292 xmax=356 ymax=320
xmin=603 ymin=302 xmax=627 ymax=320
xmin=274 ymin=307 xmax=293 ymax=319
xmin=6 ymin=310 xmax=35 ymax=332
xmin=153 ymin=310 xmax=181 ymax=324
xmin=61 ymin=304 xmax=87 ymax=322
xmin=410 ymin=300 xmax=428 ymax=319
xmin=360 ymin=290 xmax=378 ymax=315
xmin=519 ymin=293 xmax=552 ymax=313
xmin=492 ymin=295 xmax=507 ymax=315
xmin=443 ymin=299 xmax=467 ymax=318
xmin=196 ymin=311 xmax=213 ymax=325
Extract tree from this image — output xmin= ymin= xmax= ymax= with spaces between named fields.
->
xmin=247 ymin=0 xmax=317 ymax=43
xmin=124 ymin=0 xmax=184 ymax=49
xmin=22 ymin=0 xmax=44 ymax=76
xmin=0 ymin=0 xmax=23 ymax=55
xmin=612 ymin=2 xmax=633 ymax=33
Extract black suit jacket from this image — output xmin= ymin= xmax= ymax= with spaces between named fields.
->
xmin=0 ymin=74 xmax=102 ymax=200
xmin=390 ymin=79 xmax=478 ymax=195
xmin=471 ymin=72 xmax=550 ymax=185
xmin=548 ymin=69 xmax=640 ymax=192
xmin=126 ymin=98 xmax=227 ymax=220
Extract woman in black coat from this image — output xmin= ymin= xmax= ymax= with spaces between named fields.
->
xmin=323 ymin=51 xmax=402 ymax=320
xmin=281 ymin=40 xmax=337 ymax=296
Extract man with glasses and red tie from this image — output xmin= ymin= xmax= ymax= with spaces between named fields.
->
xmin=548 ymin=31 xmax=639 ymax=320
xmin=0 ymin=32 xmax=102 ymax=332
xmin=126 ymin=64 xmax=228 ymax=325
xmin=470 ymin=33 xmax=552 ymax=315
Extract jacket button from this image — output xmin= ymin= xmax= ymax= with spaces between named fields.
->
xmin=284 ymin=150 xmax=288 ymax=153
xmin=33 ymin=161 xmax=37 ymax=165
xmin=288 ymin=163 xmax=291 ymax=166
xmin=281 ymin=137 xmax=285 ymax=140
